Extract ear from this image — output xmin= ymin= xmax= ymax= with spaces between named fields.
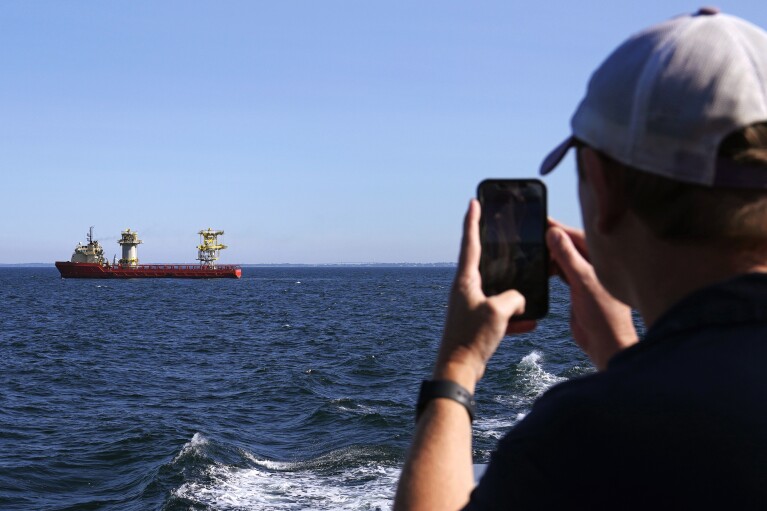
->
xmin=581 ymin=147 xmax=627 ymax=234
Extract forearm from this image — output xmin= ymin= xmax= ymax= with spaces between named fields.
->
xmin=394 ymin=200 xmax=528 ymax=509
xmin=393 ymin=396 xmax=475 ymax=511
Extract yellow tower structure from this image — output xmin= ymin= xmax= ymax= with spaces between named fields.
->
xmin=118 ymin=229 xmax=143 ymax=267
xmin=197 ymin=228 xmax=227 ymax=268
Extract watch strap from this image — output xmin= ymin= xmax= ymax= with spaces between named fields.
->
xmin=416 ymin=379 xmax=476 ymax=422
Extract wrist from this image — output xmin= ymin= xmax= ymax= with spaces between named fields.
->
xmin=431 ymin=359 xmax=480 ymax=394
xmin=416 ymin=379 xmax=476 ymax=423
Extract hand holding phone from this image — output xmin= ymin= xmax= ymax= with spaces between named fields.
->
xmin=477 ymin=179 xmax=549 ymax=320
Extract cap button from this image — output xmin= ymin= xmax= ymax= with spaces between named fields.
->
xmin=696 ymin=6 xmax=720 ymax=15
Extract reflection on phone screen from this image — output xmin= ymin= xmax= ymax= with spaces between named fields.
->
xmin=479 ymin=180 xmax=547 ymax=319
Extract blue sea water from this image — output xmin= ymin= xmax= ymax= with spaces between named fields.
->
xmin=1 ymin=267 xmax=590 ymax=510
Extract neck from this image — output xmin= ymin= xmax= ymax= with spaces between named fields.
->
xmin=609 ymin=220 xmax=767 ymax=328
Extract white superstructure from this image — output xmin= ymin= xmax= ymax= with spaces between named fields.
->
xmin=71 ymin=226 xmax=106 ymax=264
xmin=118 ymin=229 xmax=143 ymax=267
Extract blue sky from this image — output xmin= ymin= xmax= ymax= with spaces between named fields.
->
xmin=3 ymin=1 xmax=765 ymax=264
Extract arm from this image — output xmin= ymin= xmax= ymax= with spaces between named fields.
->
xmin=546 ymin=222 xmax=638 ymax=370
xmin=394 ymin=200 xmax=534 ymax=511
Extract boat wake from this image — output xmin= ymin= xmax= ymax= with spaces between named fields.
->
xmin=168 ymin=433 xmax=399 ymax=510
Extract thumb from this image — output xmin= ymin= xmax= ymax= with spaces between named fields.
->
xmin=487 ymin=288 xmax=527 ymax=319
xmin=547 ymin=226 xmax=591 ymax=284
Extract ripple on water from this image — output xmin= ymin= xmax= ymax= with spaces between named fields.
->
xmin=0 ymin=267 xmax=581 ymax=510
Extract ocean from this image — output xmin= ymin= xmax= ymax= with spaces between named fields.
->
xmin=1 ymin=267 xmax=593 ymax=510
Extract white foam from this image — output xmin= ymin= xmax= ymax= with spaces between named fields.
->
xmin=173 ymin=432 xmax=209 ymax=463
xmin=171 ymin=352 xmax=566 ymax=510
xmin=174 ymin=457 xmax=400 ymax=510
xmin=242 ymin=453 xmax=299 ymax=471
xmin=482 ymin=351 xmax=566 ymax=440
xmin=510 ymin=351 xmax=566 ymax=404
xmin=189 ymin=432 xmax=208 ymax=446
xmin=329 ymin=399 xmax=377 ymax=415
xmin=473 ymin=417 xmax=519 ymax=440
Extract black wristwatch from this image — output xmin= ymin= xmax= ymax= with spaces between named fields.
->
xmin=416 ymin=379 xmax=476 ymax=423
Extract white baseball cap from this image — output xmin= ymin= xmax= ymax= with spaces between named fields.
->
xmin=540 ymin=8 xmax=767 ymax=188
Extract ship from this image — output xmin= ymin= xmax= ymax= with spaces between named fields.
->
xmin=55 ymin=227 xmax=242 ymax=279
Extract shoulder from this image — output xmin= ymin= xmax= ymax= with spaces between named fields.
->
xmin=467 ymin=326 xmax=767 ymax=509
xmin=501 ymin=371 xmax=620 ymax=452
xmin=467 ymin=374 xmax=616 ymax=509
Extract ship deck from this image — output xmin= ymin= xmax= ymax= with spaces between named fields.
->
xmin=55 ymin=262 xmax=242 ymax=279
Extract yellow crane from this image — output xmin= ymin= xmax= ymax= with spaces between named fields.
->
xmin=197 ymin=228 xmax=227 ymax=268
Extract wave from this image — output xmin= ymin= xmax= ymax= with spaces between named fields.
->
xmin=168 ymin=435 xmax=399 ymax=510
xmin=474 ymin=415 xmax=527 ymax=440
xmin=483 ymin=350 xmax=567 ymax=440
xmin=172 ymin=432 xmax=210 ymax=464
xmin=514 ymin=350 xmax=567 ymax=398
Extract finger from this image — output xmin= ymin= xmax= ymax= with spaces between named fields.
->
xmin=489 ymin=288 xmax=527 ymax=318
xmin=570 ymin=308 xmax=587 ymax=347
xmin=547 ymin=226 xmax=592 ymax=284
xmin=548 ymin=218 xmax=589 ymax=258
xmin=564 ymin=228 xmax=589 ymax=260
xmin=457 ymin=199 xmax=482 ymax=276
xmin=547 ymin=217 xmax=564 ymax=229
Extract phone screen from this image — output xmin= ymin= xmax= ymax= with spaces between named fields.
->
xmin=477 ymin=179 xmax=548 ymax=320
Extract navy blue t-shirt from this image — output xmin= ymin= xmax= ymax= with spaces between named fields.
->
xmin=466 ymin=273 xmax=767 ymax=510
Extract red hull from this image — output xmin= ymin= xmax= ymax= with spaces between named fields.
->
xmin=55 ymin=262 xmax=242 ymax=279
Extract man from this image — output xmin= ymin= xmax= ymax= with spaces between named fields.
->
xmin=395 ymin=8 xmax=767 ymax=510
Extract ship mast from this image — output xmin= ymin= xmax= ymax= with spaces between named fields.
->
xmin=197 ymin=228 xmax=227 ymax=269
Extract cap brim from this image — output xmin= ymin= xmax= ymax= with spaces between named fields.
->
xmin=539 ymin=136 xmax=577 ymax=175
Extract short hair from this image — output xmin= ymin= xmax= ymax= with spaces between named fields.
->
xmin=590 ymin=123 xmax=767 ymax=248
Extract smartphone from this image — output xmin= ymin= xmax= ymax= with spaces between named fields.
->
xmin=477 ymin=179 xmax=548 ymax=320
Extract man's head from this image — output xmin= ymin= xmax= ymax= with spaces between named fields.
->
xmin=577 ymin=123 xmax=767 ymax=248
xmin=541 ymin=8 xmax=767 ymax=249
